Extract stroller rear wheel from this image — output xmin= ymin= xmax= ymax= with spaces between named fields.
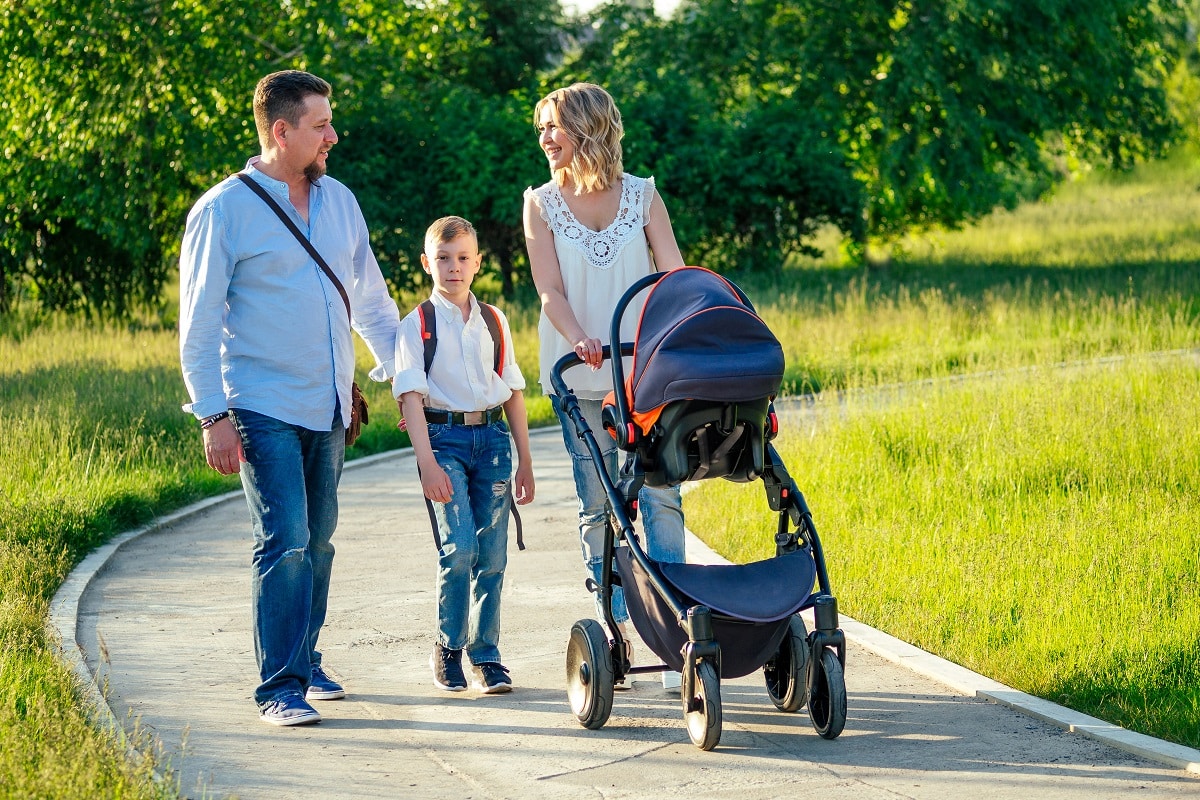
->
xmin=764 ymin=614 xmax=808 ymax=712
xmin=808 ymin=647 xmax=847 ymax=739
xmin=682 ymin=660 xmax=722 ymax=750
xmin=566 ymin=619 xmax=614 ymax=730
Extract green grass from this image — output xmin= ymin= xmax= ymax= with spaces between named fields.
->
xmin=686 ymin=357 xmax=1200 ymax=748
xmin=2 ymin=149 xmax=1199 ymax=796
xmin=685 ymin=148 xmax=1200 ymax=749
xmin=0 ymin=317 xmax=213 ymax=800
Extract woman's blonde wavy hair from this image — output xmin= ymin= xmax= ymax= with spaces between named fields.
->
xmin=535 ymin=83 xmax=624 ymax=195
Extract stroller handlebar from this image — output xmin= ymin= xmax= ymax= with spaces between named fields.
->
xmin=548 ymin=342 xmax=635 ymax=401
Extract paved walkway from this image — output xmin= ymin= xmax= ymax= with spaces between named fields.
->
xmin=53 ymin=422 xmax=1199 ymax=799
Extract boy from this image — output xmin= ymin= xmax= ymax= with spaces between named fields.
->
xmin=393 ymin=216 xmax=535 ymax=694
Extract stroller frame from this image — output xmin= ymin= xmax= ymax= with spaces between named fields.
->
xmin=552 ymin=270 xmax=847 ymax=750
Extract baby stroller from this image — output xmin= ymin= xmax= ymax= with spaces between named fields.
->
xmin=550 ymin=266 xmax=847 ymax=750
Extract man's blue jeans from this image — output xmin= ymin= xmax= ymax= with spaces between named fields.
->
xmin=551 ymin=395 xmax=685 ymax=625
xmin=426 ymin=420 xmax=512 ymax=665
xmin=231 ymin=408 xmax=344 ymax=707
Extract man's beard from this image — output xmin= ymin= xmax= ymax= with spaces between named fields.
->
xmin=304 ymin=159 xmax=326 ymax=183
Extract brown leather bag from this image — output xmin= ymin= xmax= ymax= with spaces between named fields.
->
xmin=346 ymin=381 xmax=369 ymax=447
xmin=236 ymin=173 xmax=370 ymax=447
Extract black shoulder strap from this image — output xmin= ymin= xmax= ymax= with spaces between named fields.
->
xmin=236 ymin=172 xmax=351 ymax=322
xmin=417 ymin=299 xmax=503 ymax=376
xmin=419 ymin=299 xmax=437 ymax=374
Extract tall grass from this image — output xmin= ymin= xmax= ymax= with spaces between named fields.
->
xmin=686 ymin=148 xmax=1200 ymax=748
xmin=685 ymin=357 xmax=1200 ymax=748
xmin=736 ymin=152 xmax=1200 ymax=393
xmin=0 ymin=317 xmax=211 ymax=800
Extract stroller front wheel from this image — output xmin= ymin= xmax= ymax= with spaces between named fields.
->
xmin=566 ymin=619 xmax=614 ymax=730
xmin=808 ymin=647 xmax=847 ymax=739
xmin=682 ymin=659 xmax=722 ymax=750
xmin=764 ymin=614 xmax=809 ymax=712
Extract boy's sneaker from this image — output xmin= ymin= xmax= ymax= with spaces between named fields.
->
xmin=431 ymin=642 xmax=468 ymax=691
xmin=473 ymin=662 xmax=513 ymax=694
xmin=306 ymin=664 xmax=346 ymax=701
xmin=259 ymin=692 xmax=321 ymax=726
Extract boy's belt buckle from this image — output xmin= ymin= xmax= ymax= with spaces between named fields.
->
xmin=462 ymin=410 xmax=484 ymax=425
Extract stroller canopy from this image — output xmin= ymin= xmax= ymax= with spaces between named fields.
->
xmin=625 ymin=267 xmax=784 ymax=431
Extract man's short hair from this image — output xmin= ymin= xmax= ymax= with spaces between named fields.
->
xmin=253 ymin=70 xmax=332 ymax=149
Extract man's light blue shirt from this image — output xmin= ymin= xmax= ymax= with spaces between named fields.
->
xmin=179 ymin=159 xmax=400 ymax=431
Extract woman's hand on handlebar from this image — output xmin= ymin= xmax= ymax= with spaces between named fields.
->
xmin=573 ymin=337 xmax=604 ymax=370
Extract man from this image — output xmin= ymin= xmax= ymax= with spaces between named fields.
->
xmin=179 ymin=70 xmax=400 ymax=726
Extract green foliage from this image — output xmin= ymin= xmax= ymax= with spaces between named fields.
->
xmin=546 ymin=5 xmax=863 ymax=273
xmin=0 ymin=0 xmax=276 ymax=314
xmin=0 ymin=0 xmax=559 ymax=314
xmin=0 ymin=0 xmax=1192 ymax=310
xmin=329 ymin=0 xmax=560 ymax=294
xmin=671 ymin=0 xmax=1187 ymax=252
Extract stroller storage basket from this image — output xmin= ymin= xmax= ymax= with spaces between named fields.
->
xmin=616 ymin=547 xmax=815 ymax=678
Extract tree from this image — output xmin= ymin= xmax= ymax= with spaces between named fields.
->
xmin=0 ymin=0 xmax=284 ymax=313
xmin=546 ymin=3 xmax=863 ymax=272
xmin=332 ymin=0 xmax=562 ymax=295
xmin=0 ymin=0 xmax=564 ymax=314
xmin=670 ymin=0 xmax=1188 ymax=256
xmin=0 ymin=0 xmax=1189 ymax=313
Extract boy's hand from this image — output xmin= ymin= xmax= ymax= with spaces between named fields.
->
xmin=420 ymin=462 xmax=454 ymax=503
xmin=513 ymin=462 xmax=535 ymax=505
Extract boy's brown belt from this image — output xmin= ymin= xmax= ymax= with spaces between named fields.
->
xmin=423 ymin=406 xmax=504 ymax=426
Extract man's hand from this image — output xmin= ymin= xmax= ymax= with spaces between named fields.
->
xmin=203 ymin=417 xmax=245 ymax=475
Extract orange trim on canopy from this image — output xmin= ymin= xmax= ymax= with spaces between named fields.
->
xmin=603 ymin=383 xmax=667 ymax=439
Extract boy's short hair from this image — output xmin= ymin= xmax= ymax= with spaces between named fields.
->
xmin=424 ymin=216 xmax=478 ymax=252
xmin=253 ymin=70 xmax=332 ymax=150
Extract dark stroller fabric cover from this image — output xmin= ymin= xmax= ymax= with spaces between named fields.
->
xmin=623 ymin=267 xmax=784 ymax=435
xmin=616 ymin=547 xmax=816 ymax=678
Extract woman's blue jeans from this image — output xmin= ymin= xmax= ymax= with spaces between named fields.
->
xmin=426 ymin=420 xmax=512 ymax=665
xmin=551 ymin=395 xmax=685 ymax=625
xmin=231 ymin=408 xmax=344 ymax=707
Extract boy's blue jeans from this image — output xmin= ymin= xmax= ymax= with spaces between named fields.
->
xmin=426 ymin=420 xmax=512 ymax=665
xmin=551 ymin=395 xmax=686 ymax=626
xmin=231 ymin=407 xmax=344 ymax=707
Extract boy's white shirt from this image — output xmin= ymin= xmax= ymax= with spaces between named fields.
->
xmin=392 ymin=290 xmax=526 ymax=411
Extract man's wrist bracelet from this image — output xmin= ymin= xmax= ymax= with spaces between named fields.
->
xmin=200 ymin=411 xmax=230 ymax=430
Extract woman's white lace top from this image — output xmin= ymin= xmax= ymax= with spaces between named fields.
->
xmin=526 ymin=174 xmax=658 ymax=398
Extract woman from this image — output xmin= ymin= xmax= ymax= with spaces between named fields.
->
xmin=522 ymin=82 xmax=686 ymax=690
